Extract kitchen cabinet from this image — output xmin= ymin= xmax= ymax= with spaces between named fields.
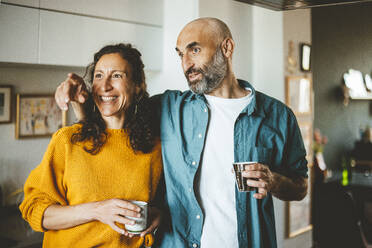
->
xmin=2 ymin=0 xmax=39 ymax=8
xmin=39 ymin=10 xmax=162 ymax=70
xmin=39 ymin=0 xmax=163 ymax=26
xmin=0 ymin=4 xmax=39 ymax=64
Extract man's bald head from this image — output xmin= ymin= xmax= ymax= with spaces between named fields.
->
xmin=183 ymin=17 xmax=233 ymax=45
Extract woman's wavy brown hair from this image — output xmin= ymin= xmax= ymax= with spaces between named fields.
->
xmin=71 ymin=43 xmax=158 ymax=154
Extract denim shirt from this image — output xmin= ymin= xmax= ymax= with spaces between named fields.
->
xmin=155 ymin=80 xmax=308 ymax=248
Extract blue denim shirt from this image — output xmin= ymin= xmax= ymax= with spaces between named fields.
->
xmin=155 ymin=80 xmax=308 ymax=248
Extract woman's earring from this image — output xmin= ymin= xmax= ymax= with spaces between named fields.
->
xmin=135 ymin=104 xmax=138 ymax=115
xmin=93 ymin=104 xmax=96 ymax=113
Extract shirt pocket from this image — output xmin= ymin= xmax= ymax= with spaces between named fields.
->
xmin=247 ymin=146 xmax=273 ymax=167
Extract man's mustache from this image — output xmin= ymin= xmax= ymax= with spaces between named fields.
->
xmin=185 ymin=67 xmax=204 ymax=78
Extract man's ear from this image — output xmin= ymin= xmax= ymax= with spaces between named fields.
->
xmin=221 ymin=38 xmax=234 ymax=58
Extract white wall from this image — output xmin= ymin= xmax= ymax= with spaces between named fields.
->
xmin=251 ymin=6 xmax=284 ymax=101
xmin=146 ymin=0 xmax=199 ymax=95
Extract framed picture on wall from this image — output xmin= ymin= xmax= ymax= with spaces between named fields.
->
xmin=285 ymin=76 xmax=312 ymax=116
xmin=300 ymin=43 xmax=311 ymax=72
xmin=299 ymin=121 xmax=313 ymax=165
xmin=16 ymin=94 xmax=64 ymax=139
xmin=0 ymin=85 xmax=13 ymax=123
xmin=286 ymin=166 xmax=313 ymax=238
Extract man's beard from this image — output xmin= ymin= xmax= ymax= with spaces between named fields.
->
xmin=185 ymin=48 xmax=227 ymax=94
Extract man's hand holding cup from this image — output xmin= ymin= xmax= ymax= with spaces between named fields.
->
xmin=233 ymin=162 xmax=275 ymax=199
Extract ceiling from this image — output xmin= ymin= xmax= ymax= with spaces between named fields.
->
xmin=234 ymin=0 xmax=372 ymax=10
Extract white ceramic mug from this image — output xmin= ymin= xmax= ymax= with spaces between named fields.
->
xmin=125 ymin=200 xmax=148 ymax=234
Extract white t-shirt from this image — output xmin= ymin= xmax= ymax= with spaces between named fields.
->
xmin=198 ymin=91 xmax=253 ymax=248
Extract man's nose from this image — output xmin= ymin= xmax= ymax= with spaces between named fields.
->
xmin=182 ymin=54 xmax=194 ymax=73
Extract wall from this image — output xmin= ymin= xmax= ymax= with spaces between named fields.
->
xmin=282 ymin=8 xmax=313 ymax=248
xmin=146 ymin=0 xmax=199 ymax=95
xmin=0 ymin=65 xmax=84 ymax=205
xmin=312 ymin=2 xmax=372 ymax=170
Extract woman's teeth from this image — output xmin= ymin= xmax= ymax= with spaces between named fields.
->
xmin=100 ymin=96 xmax=117 ymax=102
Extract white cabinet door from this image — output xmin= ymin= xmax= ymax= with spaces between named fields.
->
xmin=39 ymin=10 xmax=162 ymax=70
xmin=2 ymin=0 xmax=39 ymax=8
xmin=39 ymin=0 xmax=163 ymax=26
xmin=0 ymin=5 xmax=39 ymax=63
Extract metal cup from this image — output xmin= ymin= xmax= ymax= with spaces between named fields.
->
xmin=125 ymin=200 xmax=148 ymax=234
xmin=233 ymin=162 xmax=257 ymax=192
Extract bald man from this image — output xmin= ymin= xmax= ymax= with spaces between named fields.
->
xmin=55 ymin=18 xmax=308 ymax=248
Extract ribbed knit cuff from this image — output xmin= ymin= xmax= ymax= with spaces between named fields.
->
xmin=29 ymin=202 xmax=53 ymax=232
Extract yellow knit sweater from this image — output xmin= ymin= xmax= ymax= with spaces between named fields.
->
xmin=19 ymin=124 xmax=162 ymax=248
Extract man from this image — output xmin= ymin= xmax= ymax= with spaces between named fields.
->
xmin=55 ymin=18 xmax=308 ymax=248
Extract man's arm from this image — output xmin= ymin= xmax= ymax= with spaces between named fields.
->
xmin=55 ymin=73 xmax=88 ymax=121
xmin=242 ymin=163 xmax=308 ymax=201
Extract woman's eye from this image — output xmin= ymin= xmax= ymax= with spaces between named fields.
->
xmin=113 ymin=73 xmax=122 ymax=78
xmin=192 ymin=48 xmax=200 ymax=54
xmin=94 ymin=73 xmax=102 ymax=79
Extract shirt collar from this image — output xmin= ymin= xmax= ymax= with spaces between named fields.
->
xmin=238 ymin=79 xmax=265 ymax=117
xmin=185 ymin=79 xmax=265 ymax=117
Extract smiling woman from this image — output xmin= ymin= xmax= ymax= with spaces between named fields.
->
xmin=73 ymin=44 xmax=157 ymax=154
xmin=19 ymin=43 xmax=162 ymax=248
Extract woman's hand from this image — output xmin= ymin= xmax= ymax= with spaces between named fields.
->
xmin=91 ymin=199 xmax=142 ymax=236
xmin=140 ymin=207 xmax=162 ymax=237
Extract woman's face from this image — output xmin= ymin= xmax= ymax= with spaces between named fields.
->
xmin=92 ymin=53 xmax=136 ymax=120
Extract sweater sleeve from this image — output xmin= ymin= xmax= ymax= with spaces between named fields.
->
xmin=149 ymin=141 xmax=163 ymax=203
xmin=19 ymin=128 xmax=69 ymax=232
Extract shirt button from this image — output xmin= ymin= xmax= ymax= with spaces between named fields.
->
xmin=192 ymin=161 xmax=196 ymax=166
xmin=193 ymin=244 xmax=198 ymax=248
xmin=204 ymin=108 xmax=207 ymax=112
xmin=189 ymin=188 xmax=192 ymax=192
xmin=196 ymin=215 xmax=201 ymax=219
xmin=198 ymin=133 xmax=202 ymax=138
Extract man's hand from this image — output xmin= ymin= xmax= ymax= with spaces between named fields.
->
xmin=242 ymin=163 xmax=308 ymax=201
xmin=55 ymin=73 xmax=88 ymax=111
xmin=242 ymin=163 xmax=275 ymax=199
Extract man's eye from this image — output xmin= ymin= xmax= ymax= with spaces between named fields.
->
xmin=192 ymin=48 xmax=200 ymax=54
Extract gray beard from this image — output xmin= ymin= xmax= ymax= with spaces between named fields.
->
xmin=187 ymin=48 xmax=227 ymax=95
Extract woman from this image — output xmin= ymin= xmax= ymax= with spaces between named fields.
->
xmin=19 ymin=43 xmax=162 ymax=247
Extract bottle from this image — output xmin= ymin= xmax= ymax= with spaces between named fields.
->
xmin=341 ymin=157 xmax=349 ymax=186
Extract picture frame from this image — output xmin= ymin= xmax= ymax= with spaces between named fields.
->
xmin=0 ymin=85 xmax=13 ymax=123
xmin=300 ymin=43 xmax=311 ymax=72
xmin=286 ymin=166 xmax=313 ymax=238
xmin=16 ymin=94 xmax=64 ymax=139
xmin=299 ymin=121 xmax=313 ymax=166
xmin=285 ymin=76 xmax=312 ymax=116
